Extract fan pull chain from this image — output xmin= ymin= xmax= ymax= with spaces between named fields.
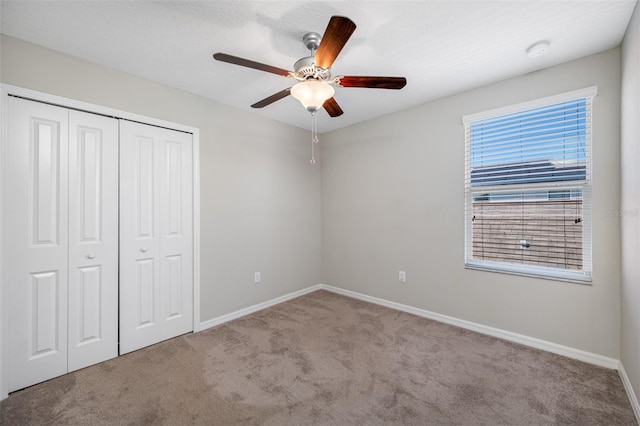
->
xmin=310 ymin=111 xmax=319 ymax=164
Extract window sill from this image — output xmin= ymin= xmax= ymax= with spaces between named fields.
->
xmin=465 ymin=261 xmax=592 ymax=285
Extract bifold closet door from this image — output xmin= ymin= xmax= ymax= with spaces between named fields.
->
xmin=67 ymin=110 xmax=119 ymax=372
xmin=6 ymin=98 xmax=69 ymax=392
xmin=119 ymin=121 xmax=193 ymax=355
xmin=5 ymin=97 xmax=118 ymax=392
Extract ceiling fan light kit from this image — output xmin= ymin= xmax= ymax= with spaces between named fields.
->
xmin=290 ymin=81 xmax=335 ymax=112
xmin=213 ymin=15 xmax=407 ymax=163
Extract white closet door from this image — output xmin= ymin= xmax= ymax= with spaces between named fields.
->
xmin=5 ymin=97 xmax=69 ymax=391
xmin=67 ymin=110 xmax=119 ymax=372
xmin=119 ymin=121 xmax=161 ymax=353
xmin=119 ymin=121 xmax=193 ymax=354
xmin=158 ymin=127 xmax=193 ymax=341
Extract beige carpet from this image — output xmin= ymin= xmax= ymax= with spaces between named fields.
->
xmin=0 ymin=290 xmax=636 ymax=425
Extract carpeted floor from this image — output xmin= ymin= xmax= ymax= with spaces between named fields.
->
xmin=0 ymin=290 xmax=636 ymax=425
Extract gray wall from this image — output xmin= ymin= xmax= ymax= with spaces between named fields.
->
xmin=0 ymin=34 xmax=323 ymax=322
xmin=322 ymin=48 xmax=622 ymax=358
xmin=621 ymin=1 xmax=640 ymax=408
xmin=0 ymin=31 xmax=630 ymax=364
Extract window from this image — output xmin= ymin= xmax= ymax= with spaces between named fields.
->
xmin=463 ymin=87 xmax=596 ymax=282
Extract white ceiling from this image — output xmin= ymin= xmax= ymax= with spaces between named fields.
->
xmin=1 ymin=1 xmax=637 ymax=133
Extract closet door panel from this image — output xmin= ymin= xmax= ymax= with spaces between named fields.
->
xmin=119 ymin=121 xmax=161 ymax=354
xmin=159 ymin=129 xmax=193 ymax=340
xmin=119 ymin=122 xmax=193 ymax=353
xmin=5 ymin=97 xmax=69 ymax=392
xmin=67 ymin=110 xmax=119 ymax=372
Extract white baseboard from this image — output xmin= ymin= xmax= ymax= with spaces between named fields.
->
xmin=619 ymin=361 xmax=640 ymax=423
xmin=199 ymin=284 xmax=322 ymax=331
xmin=318 ymin=284 xmax=620 ymax=370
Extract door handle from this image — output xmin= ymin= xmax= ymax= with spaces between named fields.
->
xmin=140 ymin=247 xmax=148 ymax=253
xmin=86 ymin=253 xmax=96 ymax=259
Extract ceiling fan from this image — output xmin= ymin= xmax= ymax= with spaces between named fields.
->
xmin=213 ymin=16 xmax=407 ymax=118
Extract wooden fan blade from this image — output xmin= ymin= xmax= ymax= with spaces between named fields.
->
xmin=323 ymin=97 xmax=344 ymax=117
xmin=338 ymin=76 xmax=407 ymax=89
xmin=213 ymin=53 xmax=291 ymax=77
xmin=314 ymin=16 xmax=356 ymax=69
xmin=251 ymin=88 xmax=292 ymax=108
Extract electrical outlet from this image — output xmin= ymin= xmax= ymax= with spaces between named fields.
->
xmin=398 ymin=270 xmax=406 ymax=283
xmin=254 ymin=272 xmax=261 ymax=284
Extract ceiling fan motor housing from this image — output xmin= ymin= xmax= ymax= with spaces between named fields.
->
xmin=294 ymin=56 xmax=331 ymax=81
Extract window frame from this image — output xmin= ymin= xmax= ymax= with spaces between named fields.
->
xmin=463 ymin=87 xmax=596 ymax=284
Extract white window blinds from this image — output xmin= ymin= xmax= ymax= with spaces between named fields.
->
xmin=463 ymin=87 xmax=595 ymax=282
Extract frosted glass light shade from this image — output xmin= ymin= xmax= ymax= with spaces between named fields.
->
xmin=290 ymin=81 xmax=335 ymax=111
